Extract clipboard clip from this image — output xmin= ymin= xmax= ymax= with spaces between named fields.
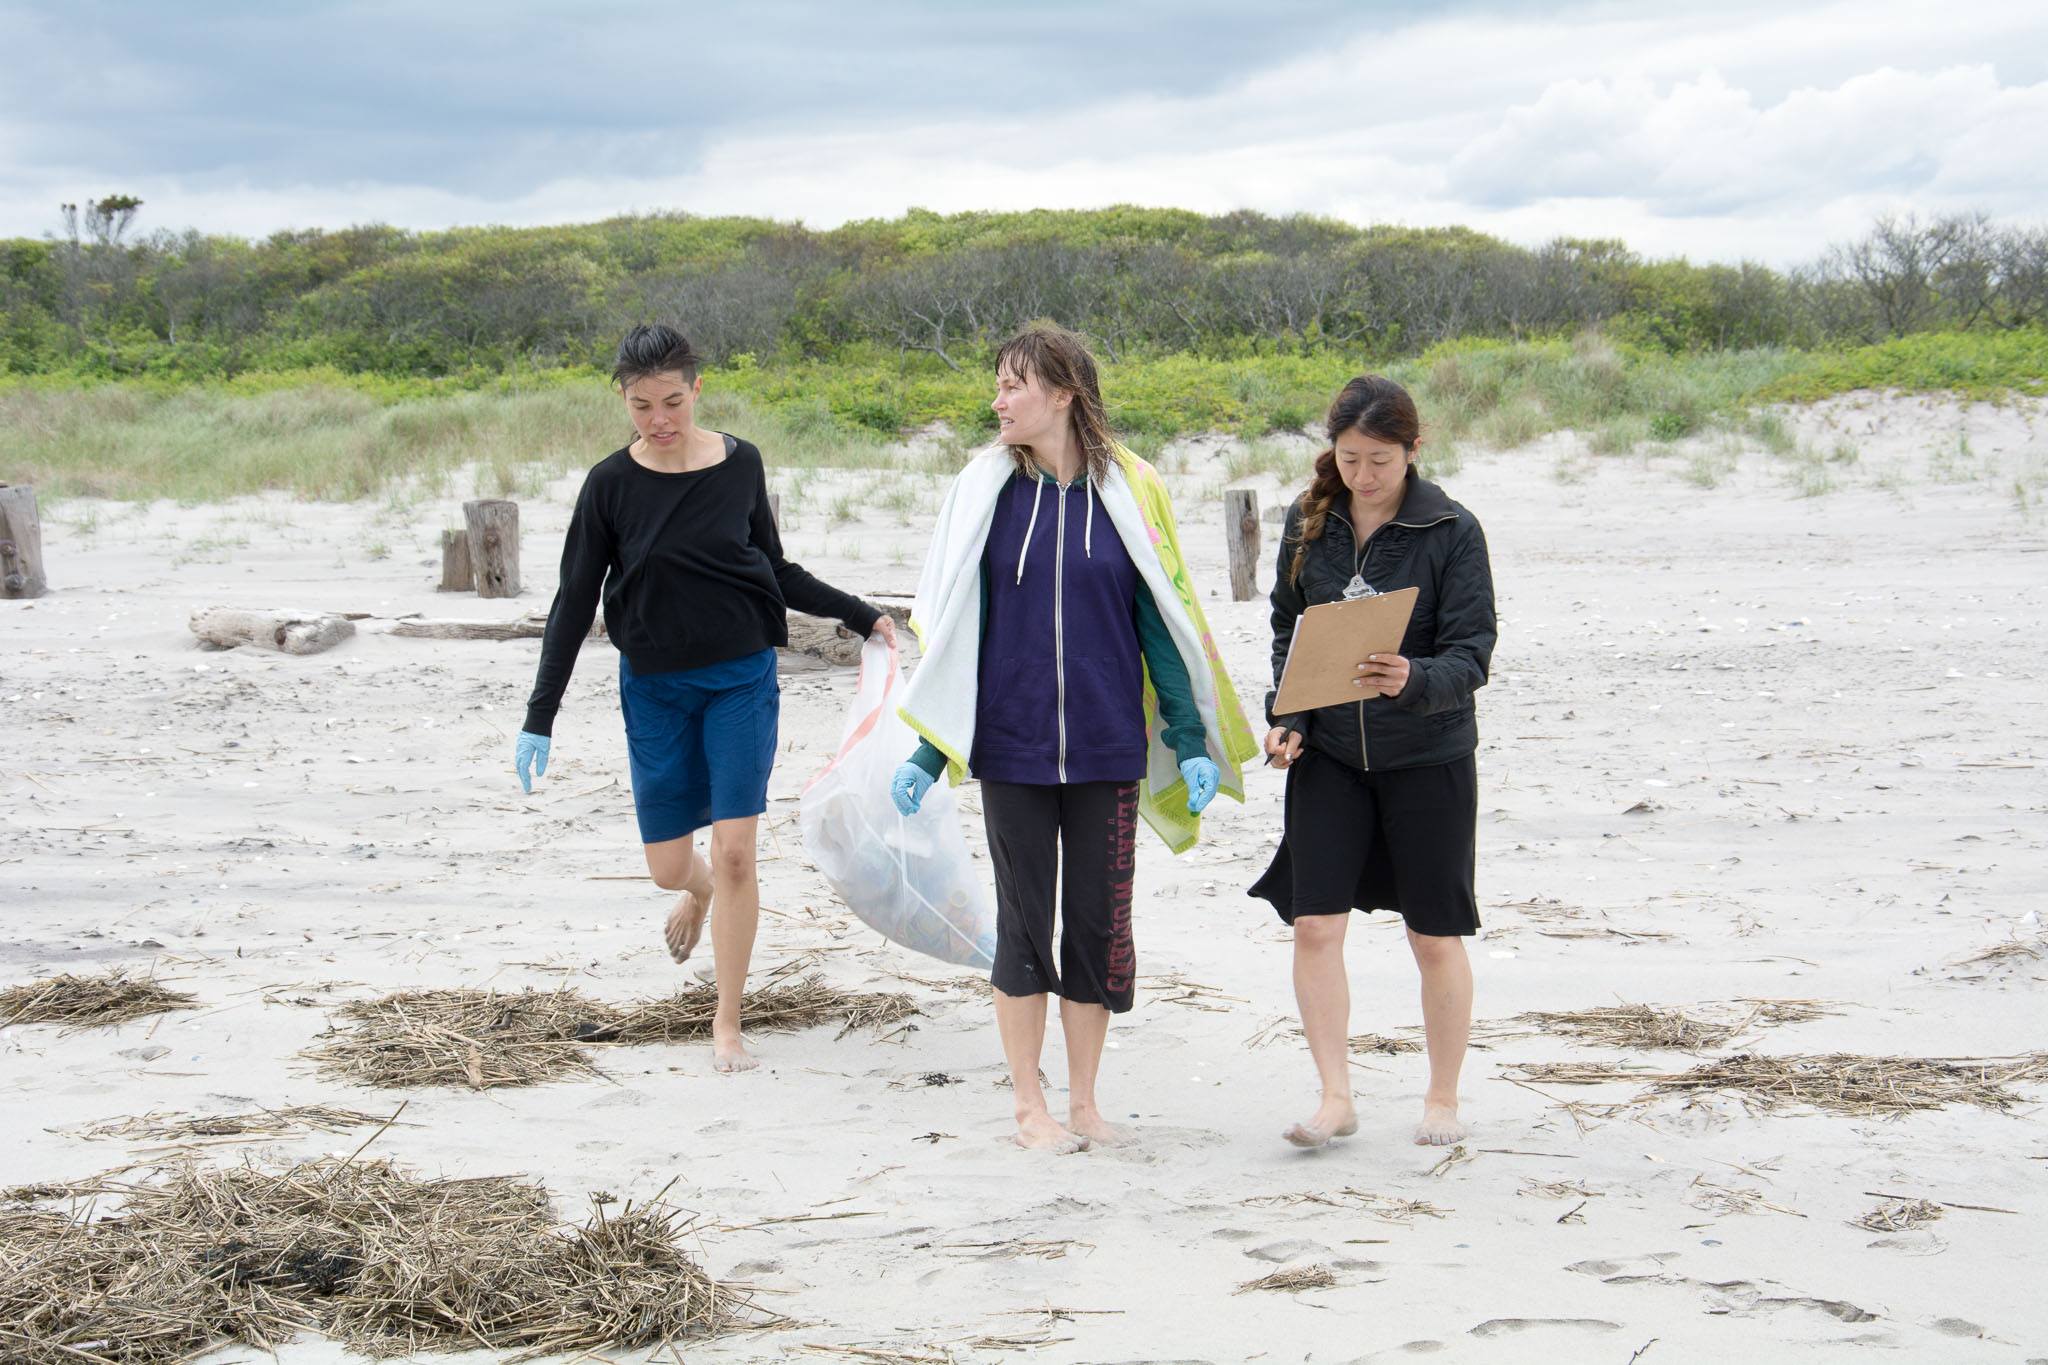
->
xmin=1342 ymin=575 xmax=1380 ymax=601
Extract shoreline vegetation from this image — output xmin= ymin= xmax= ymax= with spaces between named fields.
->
xmin=6 ymin=329 xmax=2042 ymax=503
xmin=4 ymin=203 xmax=2043 ymax=501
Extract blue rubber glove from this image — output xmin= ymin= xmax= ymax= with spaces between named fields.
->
xmin=515 ymin=732 xmax=551 ymax=793
xmin=891 ymin=762 xmax=935 ymax=816
xmin=1180 ymin=756 xmax=1220 ymax=814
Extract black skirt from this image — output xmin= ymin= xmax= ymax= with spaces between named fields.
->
xmin=1248 ymin=751 xmax=1480 ymax=938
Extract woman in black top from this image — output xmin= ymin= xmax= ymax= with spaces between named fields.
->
xmin=515 ymin=325 xmax=894 ymax=1073
xmin=1250 ymin=375 xmax=1496 ymax=1148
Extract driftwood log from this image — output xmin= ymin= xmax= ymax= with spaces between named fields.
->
xmin=463 ymin=499 xmax=519 ymax=598
xmin=190 ymin=607 xmax=355 ymax=655
xmin=0 ymin=483 xmax=48 ymax=599
xmin=389 ymin=612 xmax=604 ymax=642
xmin=384 ymin=598 xmax=912 ymax=667
xmin=782 ymin=599 xmax=913 ymax=666
xmin=439 ymin=528 xmax=474 ymax=591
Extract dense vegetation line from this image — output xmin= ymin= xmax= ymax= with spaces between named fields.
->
xmin=6 ymin=201 xmax=2044 ymax=383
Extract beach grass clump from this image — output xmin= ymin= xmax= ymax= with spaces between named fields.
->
xmin=599 ymin=975 xmax=918 ymax=1046
xmin=76 ymin=1106 xmax=395 ymax=1143
xmin=1348 ymin=1032 xmax=1423 ymax=1056
xmin=0 ymin=970 xmax=198 ymax=1031
xmin=1518 ymin=999 xmax=1835 ymax=1052
xmin=1506 ymin=1051 xmax=2048 ymax=1116
xmin=1854 ymin=1198 xmax=1943 ymax=1232
xmin=1235 ymin=1266 xmax=1336 ymax=1295
xmin=307 ymin=976 xmax=919 ymax=1089
xmin=304 ymin=988 xmax=615 ymax=1090
xmin=0 ymin=1157 xmax=744 ymax=1363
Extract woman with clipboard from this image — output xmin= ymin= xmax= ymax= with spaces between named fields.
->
xmin=1250 ymin=375 xmax=1497 ymax=1149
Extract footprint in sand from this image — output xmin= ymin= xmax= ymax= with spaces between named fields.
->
xmin=1355 ymin=1340 xmax=1450 ymax=1358
xmin=1468 ymin=1319 xmax=1621 ymax=1338
xmin=1245 ymin=1237 xmax=1330 ymax=1263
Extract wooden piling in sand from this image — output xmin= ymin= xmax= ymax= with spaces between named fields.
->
xmin=1225 ymin=489 xmax=1259 ymax=601
xmin=439 ymin=528 xmax=474 ymax=591
xmin=463 ymin=500 xmax=519 ymax=598
xmin=0 ymin=483 xmax=48 ymax=599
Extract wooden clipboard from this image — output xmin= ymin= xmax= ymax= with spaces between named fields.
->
xmin=1273 ymin=587 xmax=1419 ymax=714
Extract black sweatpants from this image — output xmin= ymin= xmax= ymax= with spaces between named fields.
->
xmin=981 ymin=780 xmax=1139 ymax=1013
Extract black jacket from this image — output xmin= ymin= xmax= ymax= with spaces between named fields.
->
xmin=1266 ymin=472 xmax=1496 ymax=772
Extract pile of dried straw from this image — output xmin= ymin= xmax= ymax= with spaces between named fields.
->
xmin=1 ymin=1156 xmax=745 ymax=1363
xmin=0 ymin=970 xmax=197 ymax=1031
xmin=1506 ymin=1051 xmax=2048 ymax=1115
xmin=1517 ymin=998 xmax=1835 ymax=1052
xmin=306 ymin=975 xmax=918 ymax=1089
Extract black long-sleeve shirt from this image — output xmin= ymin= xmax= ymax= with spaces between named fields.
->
xmin=522 ymin=436 xmax=881 ymax=736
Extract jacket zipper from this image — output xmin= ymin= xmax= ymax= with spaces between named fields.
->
xmin=1054 ymin=482 xmax=1070 ymax=784
xmin=1345 ymin=513 xmax=1375 ymax=771
xmin=1330 ymin=506 xmax=1457 ymax=772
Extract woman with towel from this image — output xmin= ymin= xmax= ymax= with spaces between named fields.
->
xmin=889 ymin=322 xmax=1257 ymax=1153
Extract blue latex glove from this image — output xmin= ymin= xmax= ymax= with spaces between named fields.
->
xmin=891 ymin=761 xmax=935 ymax=816
xmin=1180 ymin=756 xmax=1220 ymax=814
xmin=515 ymin=732 xmax=551 ymax=793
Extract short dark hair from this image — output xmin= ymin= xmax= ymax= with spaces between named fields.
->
xmin=612 ymin=324 xmax=701 ymax=388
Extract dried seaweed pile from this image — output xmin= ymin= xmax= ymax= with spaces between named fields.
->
xmin=600 ymin=975 xmax=918 ymax=1046
xmin=0 ymin=970 xmax=197 ymax=1030
xmin=1235 ymin=1266 xmax=1335 ymax=1295
xmin=306 ymin=975 xmax=919 ymax=1089
xmin=1518 ymin=998 xmax=1836 ymax=1052
xmin=1241 ymin=1188 xmax=1448 ymax=1223
xmin=1506 ymin=1052 xmax=2048 ymax=1116
xmin=1347 ymin=1032 xmax=1422 ymax=1056
xmin=305 ymin=988 xmax=612 ymax=1089
xmin=76 ymin=1106 xmax=395 ymax=1143
xmin=0 ymin=1157 xmax=744 ymax=1363
xmin=1855 ymin=1197 xmax=1943 ymax=1232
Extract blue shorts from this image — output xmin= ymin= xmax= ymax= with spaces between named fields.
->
xmin=619 ymin=648 xmax=779 ymax=845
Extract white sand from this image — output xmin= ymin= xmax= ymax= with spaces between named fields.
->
xmin=4 ymin=393 xmax=2046 ymax=1362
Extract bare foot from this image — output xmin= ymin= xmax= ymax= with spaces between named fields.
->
xmin=1014 ymin=1110 xmax=1088 ymax=1154
xmin=664 ymin=878 xmax=711 ymax=963
xmin=1066 ymin=1106 xmax=1129 ymax=1147
xmin=1414 ymin=1101 xmax=1466 ymax=1146
xmin=1283 ymin=1097 xmax=1359 ymax=1149
xmin=711 ymin=1027 xmax=758 ymax=1074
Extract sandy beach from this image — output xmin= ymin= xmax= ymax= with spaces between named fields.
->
xmin=5 ymin=392 xmax=2047 ymax=1363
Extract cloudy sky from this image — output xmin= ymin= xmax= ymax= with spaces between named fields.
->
xmin=4 ymin=0 xmax=2044 ymax=263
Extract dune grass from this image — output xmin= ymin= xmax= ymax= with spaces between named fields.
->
xmin=5 ymin=331 xmax=2036 ymax=503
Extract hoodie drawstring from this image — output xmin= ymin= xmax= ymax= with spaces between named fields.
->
xmin=1015 ymin=475 xmax=1046 ymax=585
xmin=1016 ymin=472 xmax=1093 ymax=582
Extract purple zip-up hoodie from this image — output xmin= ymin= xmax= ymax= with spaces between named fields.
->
xmin=971 ymin=472 xmax=1146 ymax=785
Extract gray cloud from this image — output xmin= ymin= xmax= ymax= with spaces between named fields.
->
xmin=2 ymin=0 xmax=2043 ymax=261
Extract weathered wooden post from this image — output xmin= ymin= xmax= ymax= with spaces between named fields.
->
xmin=768 ymin=492 xmax=782 ymax=528
xmin=439 ymin=528 xmax=474 ymax=591
xmin=463 ymin=499 xmax=520 ymax=599
xmin=1225 ymin=489 xmax=1259 ymax=601
xmin=0 ymin=483 xmax=48 ymax=599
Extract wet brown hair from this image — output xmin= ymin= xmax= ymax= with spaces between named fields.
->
xmin=1289 ymin=375 xmax=1420 ymax=586
xmin=995 ymin=322 xmax=1115 ymax=486
xmin=612 ymin=323 xmax=700 ymax=388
